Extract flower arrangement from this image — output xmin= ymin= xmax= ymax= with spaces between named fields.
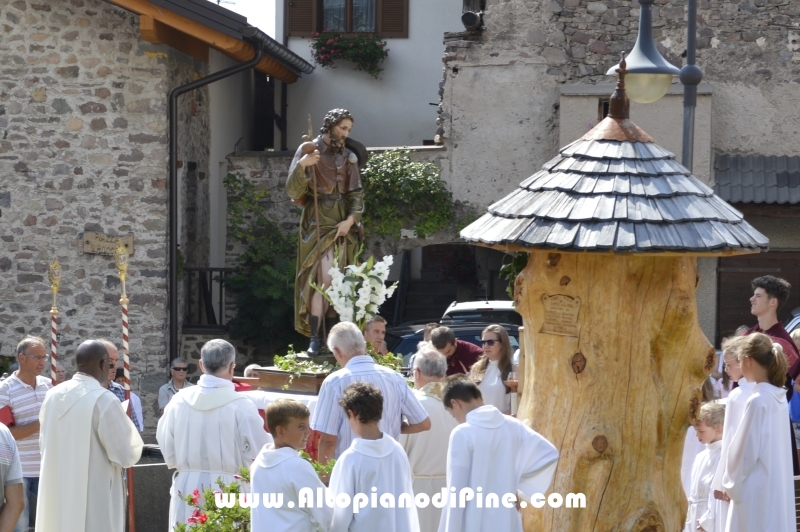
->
xmin=312 ymin=247 xmax=398 ymax=331
xmin=310 ymin=32 xmax=389 ymax=79
xmin=174 ymin=467 xmax=251 ymax=532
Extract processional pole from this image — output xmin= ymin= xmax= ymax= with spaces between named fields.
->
xmin=115 ymin=242 xmax=136 ymax=532
xmin=48 ymin=258 xmax=62 ymax=386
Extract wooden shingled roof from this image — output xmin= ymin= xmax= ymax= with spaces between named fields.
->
xmin=461 ymin=72 xmax=768 ymax=255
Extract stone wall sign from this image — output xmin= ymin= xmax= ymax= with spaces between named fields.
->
xmin=82 ymin=232 xmax=134 ymax=256
xmin=540 ymin=294 xmax=581 ymax=336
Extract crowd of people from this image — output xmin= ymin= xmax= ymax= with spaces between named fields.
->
xmin=0 ymin=275 xmax=797 ymax=531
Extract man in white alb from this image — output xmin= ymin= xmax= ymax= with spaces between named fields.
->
xmin=400 ymin=347 xmax=458 ymax=532
xmin=157 ymin=339 xmax=271 ymax=529
xmin=36 ymin=340 xmax=143 ymax=532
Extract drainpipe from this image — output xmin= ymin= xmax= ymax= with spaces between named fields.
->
xmin=168 ymin=28 xmax=265 ymax=362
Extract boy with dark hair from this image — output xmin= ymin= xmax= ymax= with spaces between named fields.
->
xmin=329 ymin=382 xmax=419 ymax=532
xmin=251 ymin=399 xmax=332 ymax=532
xmin=439 ymin=376 xmax=559 ymax=532
xmin=430 ymin=327 xmax=482 ymax=376
xmin=747 ymin=275 xmax=798 ymax=363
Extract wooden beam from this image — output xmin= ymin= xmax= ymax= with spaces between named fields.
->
xmin=106 ymin=0 xmax=299 ymax=82
xmin=140 ymin=15 xmax=209 ymax=62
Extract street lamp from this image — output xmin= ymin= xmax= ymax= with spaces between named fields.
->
xmin=606 ymin=0 xmax=679 ymax=104
xmin=608 ymin=0 xmax=703 ymax=171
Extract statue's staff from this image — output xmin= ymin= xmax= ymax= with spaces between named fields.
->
xmin=114 ymin=241 xmax=136 ymax=532
xmin=48 ymin=258 xmax=62 ymax=385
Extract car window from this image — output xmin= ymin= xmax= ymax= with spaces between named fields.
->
xmin=443 ymin=311 xmax=522 ymax=325
xmin=393 ymin=338 xmax=421 ymax=359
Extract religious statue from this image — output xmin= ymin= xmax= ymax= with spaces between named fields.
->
xmin=286 ymin=109 xmax=367 ymax=355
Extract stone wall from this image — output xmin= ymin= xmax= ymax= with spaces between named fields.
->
xmin=439 ymin=0 xmax=800 ymax=208
xmin=0 ymin=0 xmax=210 ymax=434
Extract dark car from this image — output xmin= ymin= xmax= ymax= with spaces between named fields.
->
xmin=391 ymin=322 xmax=520 ymax=366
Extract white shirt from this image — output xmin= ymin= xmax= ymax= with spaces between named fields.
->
xmin=476 ymin=360 xmax=510 ymax=415
xmin=0 ymin=423 xmax=22 ymax=513
xmin=251 ymin=445 xmax=332 ymax=532
xmin=684 ymin=439 xmax=721 ymax=532
xmin=0 ymin=373 xmax=52 ymax=476
xmin=439 ymin=405 xmax=559 ymax=532
xmin=722 ymin=382 xmax=795 ymax=532
xmin=311 ymin=355 xmax=429 ymax=458
xmin=329 ymin=433 xmax=419 ymax=532
xmin=400 ymin=383 xmax=458 ymax=532
xmin=156 ymin=374 xmax=272 ymax=529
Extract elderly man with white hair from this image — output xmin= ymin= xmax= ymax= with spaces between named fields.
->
xmin=156 ymin=339 xmax=271 ymax=529
xmin=312 ymin=322 xmax=431 ymax=463
xmin=400 ymin=347 xmax=459 ymax=532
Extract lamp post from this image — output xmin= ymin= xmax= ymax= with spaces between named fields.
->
xmin=607 ymin=0 xmax=702 ymax=170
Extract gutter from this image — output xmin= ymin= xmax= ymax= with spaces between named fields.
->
xmin=168 ymin=27 xmax=278 ymax=361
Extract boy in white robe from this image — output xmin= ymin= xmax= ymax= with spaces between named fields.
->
xmin=704 ymin=344 xmax=754 ymax=532
xmin=251 ymin=399 xmax=332 ymax=532
xmin=329 ymin=382 xmax=420 ymax=532
xmin=438 ymin=376 xmax=559 ymax=532
xmin=720 ymin=333 xmax=795 ymax=532
xmin=685 ymin=402 xmax=724 ymax=532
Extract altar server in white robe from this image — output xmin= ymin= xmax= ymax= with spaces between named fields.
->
xmin=721 ymin=333 xmax=795 ymax=532
xmin=251 ymin=399 xmax=332 ymax=532
xmin=329 ymin=382 xmax=419 ymax=532
xmin=468 ymin=324 xmax=516 ymax=415
xmin=438 ymin=376 xmax=558 ymax=532
xmin=37 ymin=340 xmax=143 ymax=532
xmin=157 ymin=339 xmax=271 ymax=530
xmin=684 ymin=402 xmax=724 ymax=532
xmin=400 ymin=347 xmax=458 ymax=532
xmin=704 ymin=341 xmax=755 ymax=532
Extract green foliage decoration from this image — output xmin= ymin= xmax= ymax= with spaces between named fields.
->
xmin=173 ymin=467 xmax=251 ymax=532
xmin=223 ymin=173 xmax=306 ymax=352
xmin=499 ymin=252 xmax=530 ymax=299
xmin=310 ymin=32 xmax=389 ymax=79
xmin=361 ymin=149 xmax=454 ymax=239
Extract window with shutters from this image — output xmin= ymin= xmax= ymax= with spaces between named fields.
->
xmin=287 ymin=0 xmax=409 ymax=38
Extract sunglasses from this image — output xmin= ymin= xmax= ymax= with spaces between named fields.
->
xmin=172 ymin=367 xmax=188 ymax=371
xmin=481 ymin=339 xmax=499 ymax=347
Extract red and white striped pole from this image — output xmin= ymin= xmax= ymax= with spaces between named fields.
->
xmin=48 ymin=258 xmax=62 ymax=386
xmin=115 ymin=242 xmax=136 ymax=532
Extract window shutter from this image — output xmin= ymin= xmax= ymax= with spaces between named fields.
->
xmin=377 ymin=0 xmax=408 ymax=38
xmin=287 ymin=0 xmax=317 ymax=37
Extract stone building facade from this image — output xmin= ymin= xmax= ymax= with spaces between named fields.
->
xmin=0 ymin=0 xmax=210 ymax=433
xmin=438 ymin=0 xmax=800 ymax=342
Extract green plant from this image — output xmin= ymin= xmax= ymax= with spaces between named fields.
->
xmin=299 ymin=450 xmax=336 ymax=483
xmin=273 ymin=350 xmax=337 ymax=389
xmin=310 ymin=32 xmax=389 ymax=79
xmin=361 ymin=149 xmax=454 ymax=239
xmin=174 ymin=467 xmax=251 ymax=532
xmin=223 ymin=173 xmax=306 ymax=353
xmin=499 ymin=252 xmax=529 ymax=299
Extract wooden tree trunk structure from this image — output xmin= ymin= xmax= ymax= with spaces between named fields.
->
xmin=460 ymin=62 xmax=768 ymax=531
xmin=517 ymin=251 xmax=712 ymax=531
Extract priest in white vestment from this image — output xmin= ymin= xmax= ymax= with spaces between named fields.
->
xmin=157 ymin=339 xmax=271 ymax=530
xmin=36 ymin=340 xmax=143 ymax=532
xmin=329 ymin=381 xmax=420 ymax=532
xmin=438 ymin=376 xmax=559 ymax=532
xmin=400 ymin=347 xmax=458 ymax=532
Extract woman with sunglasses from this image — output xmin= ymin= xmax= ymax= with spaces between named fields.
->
xmin=469 ymin=324 xmax=516 ymax=415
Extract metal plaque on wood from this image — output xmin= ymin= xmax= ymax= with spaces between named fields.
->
xmin=540 ymin=294 xmax=581 ymax=337
xmin=82 ymin=232 xmax=134 ymax=256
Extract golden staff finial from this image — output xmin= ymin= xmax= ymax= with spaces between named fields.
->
xmin=115 ymin=240 xmax=130 ymax=306
xmin=49 ymin=258 xmax=62 ymax=311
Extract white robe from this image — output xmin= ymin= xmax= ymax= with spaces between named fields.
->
xmin=156 ymin=374 xmax=272 ymax=530
xmin=400 ymin=382 xmax=459 ymax=532
xmin=36 ymin=373 xmax=143 ymax=532
xmin=438 ymin=405 xmax=559 ymax=532
xmin=250 ymin=445 xmax=332 ymax=532
xmin=722 ymin=382 xmax=795 ymax=532
xmin=329 ymin=433 xmax=419 ymax=532
xmin=705 ymin=379 xmax=754 ymax=532
xmin=476 ymin=361 xmax=510 ymax=415
xmin=684 ymin=439 xmax=722 ymax=532
xmin=681 ymin=426 xmax=705 ymax=498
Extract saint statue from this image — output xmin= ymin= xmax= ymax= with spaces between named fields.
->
xmin=286 ymin=109 xmax=366 ymax=355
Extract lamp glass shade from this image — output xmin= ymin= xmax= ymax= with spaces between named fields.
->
xmin=624 ymin=73 xmax=673 ymax=104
